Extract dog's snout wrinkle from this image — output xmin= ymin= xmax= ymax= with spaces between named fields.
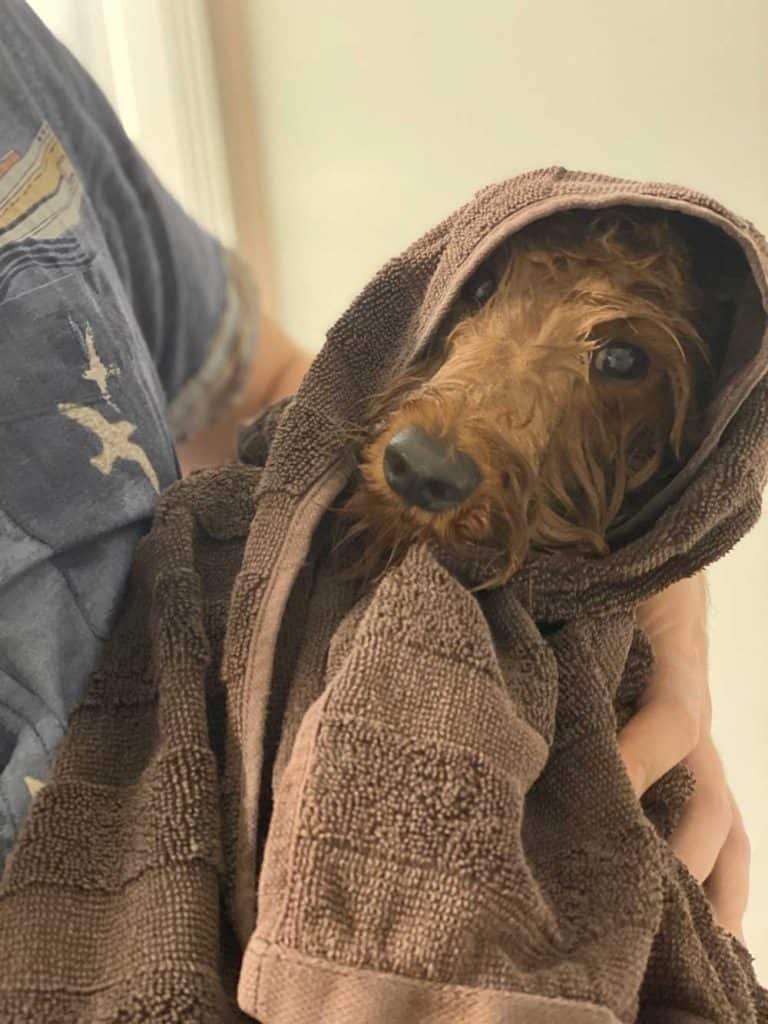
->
xmin=383 ymin=426 xmax=480 ymax=511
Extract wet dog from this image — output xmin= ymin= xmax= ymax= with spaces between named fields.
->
xmin=342 ymin=208 xmax=715 ymax=587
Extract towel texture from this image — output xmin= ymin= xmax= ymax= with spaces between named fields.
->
xmin=2 ymin=167 xmax=768 ymax=1023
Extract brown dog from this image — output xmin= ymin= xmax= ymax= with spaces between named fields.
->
xmin=342 ymin=207 xmax=715 ymax=586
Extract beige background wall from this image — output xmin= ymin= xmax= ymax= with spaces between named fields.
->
xmin=246 ymin=0 xmax=768 ymax=976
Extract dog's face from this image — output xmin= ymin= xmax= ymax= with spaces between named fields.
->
xmin=343 ymin=209 xmax=713 ymax=585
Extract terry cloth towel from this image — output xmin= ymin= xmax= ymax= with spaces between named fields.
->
xmin=1 ymin=167 xmax=768 ymax=1024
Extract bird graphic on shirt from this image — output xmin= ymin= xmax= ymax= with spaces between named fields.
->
xmin=24 ymin=776 xmax=45 ymax=798
xmin=58 ymin=319 xmax=159 ymax=492
xmin=58 ymin=403 xmax=160 ymax=492
xmin=78 ymin=321 xmax=118 ymax=402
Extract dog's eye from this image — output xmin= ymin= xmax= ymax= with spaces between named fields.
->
xmin=592 ymin=340 xmax=650 ymax=381
xmin=463 ymin=269 xmax=497 ymax=307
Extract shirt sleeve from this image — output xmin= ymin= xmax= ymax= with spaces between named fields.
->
xmin=3 ymin=0 xmax=259 ymax=441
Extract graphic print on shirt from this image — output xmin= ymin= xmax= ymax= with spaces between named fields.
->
xmin=59 ymin=321 xmax=160 ymax=493
xmin=59 ymin=402 xmax=161 ymax=492
xmin=77 ymin=320 xmax=119 ymax=401
xmin=0 ymin=124 xmax=160 ymax=492
xmin=0 ymin=122 xmax=91 ymax=304
xmin=24 ymin=777 xmax=45 ymax=798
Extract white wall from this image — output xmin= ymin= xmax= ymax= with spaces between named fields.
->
xmin=247 ymin=0 xmax=768 ymax=977
xmin=247 ymin=0 xmax=767 ymax=352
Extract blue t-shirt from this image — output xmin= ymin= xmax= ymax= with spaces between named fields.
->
xmin=0 ymin=0 xmax=255 ymax=867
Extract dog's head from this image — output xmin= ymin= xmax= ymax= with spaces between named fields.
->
xmin=342 ymin=208 xmax=715 ymax=585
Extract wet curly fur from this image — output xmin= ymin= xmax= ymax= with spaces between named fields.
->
xmin=340 ymin=207 xmax=715 ymax=588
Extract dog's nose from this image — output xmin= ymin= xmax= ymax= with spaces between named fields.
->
xmin=383 ymin=426 xmax=480 ymax=511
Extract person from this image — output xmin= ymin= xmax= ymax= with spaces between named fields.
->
xmin=0 ymin=0 xmax=749 ymax=947
xmin=0 ymin=0 xmax=308 ymax=868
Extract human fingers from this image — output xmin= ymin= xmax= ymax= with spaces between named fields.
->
xmin=667 ymin=734 xmax=732 ymax=883
xmin=619 ymin=575 xmax=709 ymax=797
xmin=617 ymin=691 xmax=701 ymax=798
xmin=703 ymin=787 xmax=751 ymax=946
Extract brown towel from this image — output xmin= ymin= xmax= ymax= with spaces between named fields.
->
xmin=2 ymin=167 xmax=768 ymax=1023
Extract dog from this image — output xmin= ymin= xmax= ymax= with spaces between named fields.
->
xmin=340 ymin=207 xmax=717 ymax=587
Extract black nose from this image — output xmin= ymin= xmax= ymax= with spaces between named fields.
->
xmin=383 ymin=426 xmax=480 ymax=511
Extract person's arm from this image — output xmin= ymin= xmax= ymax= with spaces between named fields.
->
xmin=618 ymin=573 xmax=750 ymax=945
xmin=176 ymin=311 xmax=312 ymax=475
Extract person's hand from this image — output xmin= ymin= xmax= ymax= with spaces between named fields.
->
xmin=617 ymin=573 xmax=750 ymax=946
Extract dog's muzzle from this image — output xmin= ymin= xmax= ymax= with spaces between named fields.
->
xmin=383 ymin=426 xmax=481 ymax=511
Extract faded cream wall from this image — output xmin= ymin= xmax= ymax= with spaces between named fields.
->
xmin=247 ymin=0 xmax=768 ymax=977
